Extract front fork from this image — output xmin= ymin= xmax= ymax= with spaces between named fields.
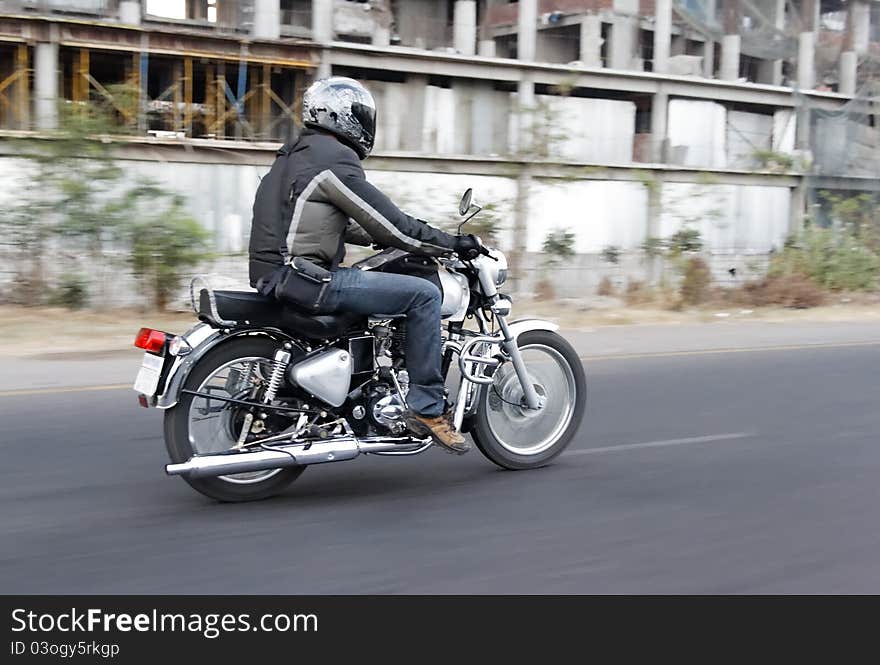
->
xmin=449 ymin=312 xmax=543 ymax=431
xmin=496 ymin=315 xmax=542 ymax=411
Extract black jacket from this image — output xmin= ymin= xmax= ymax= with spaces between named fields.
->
xmin=248 ymin=129 xmax=457 ymax=287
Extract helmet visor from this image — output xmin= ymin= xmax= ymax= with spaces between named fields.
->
xmin=351 ymin=101 xmax=376 ymax=153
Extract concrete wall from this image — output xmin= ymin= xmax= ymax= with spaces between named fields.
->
xmin=659 ymin=183 xmax=790 ymax=254
xmin=528 ymin=179 xmax=648 ymax=253
xmin=393 ymin=0 xmax=451 ymax=49
xmin=509 ymin=94 xmax=636 ymax=163
xmin=726 ymin=110 xmax=774 ymax=169
xmin=535 ymin=25 xmax=581 ymax=64
xmin=667 ymin=99 xmax=727 ymax=168
xmin=0 ymin=152 xmax=795 ymax=305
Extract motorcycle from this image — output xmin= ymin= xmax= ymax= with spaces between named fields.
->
xmin=132 ymin=189 xmax=587 ymax=502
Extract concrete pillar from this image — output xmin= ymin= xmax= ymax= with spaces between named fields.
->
xmin=373 ymin=26 xmax=391 ymax=47
xmin=771 ymin=0 xmax=784 ymax=85
xmin=720 ymin=34 xmax=740 ymax=80
xmin=797 ymin=0 xmax=816 ymax=90
xmin=579 ymin=14 xmax=602 ymax=67
xmin=453 ymin=1 xmax=477 ymax=56
xmin=755 ymin=0 xmax=784 ymax=84
xmin=452 ymin=80 xmax=474 ymax=154
xmin=650 ymin=88 xmax=668 ymax=163
xmin=510 ymin=167 xmax=531 ymax=294
xmin=312 ymin=0 xmax=333 ymax=44
xmin=797 ymin=31 xmax=815 ymax=90
xmin=312 ymin=0 xmax=333 ymax=80
xmin=608 ymin=16 xmax=636 ymax=70
xmin=252 ymin=0 xmax=280 ymax=39
xmin=852 ymin=0 xmax=871 ymax=54
xmin=34 ymin=41 xmax=59 ymax=130
xmin=315 ymin=59 xmax=331 ymax=80
xmin=645 ymin=173 xmax=664 ymax=285
xmin=402 ymin=74 xmax=427 ymax=151
xmin=516 ymin=75 xmax=535 ymax=155
xmin=652 ymin=0 xmax=671 ymax=73
xmin=478 ymin=39 xmax=497 ymax=57
xmin=517 ymin=0 xmax=537 ymax=61
xmin=470 ymin=83 xmax=497 ymax=154
xmin=702 ymin=39 xmax=715 ymax=78
xmin=720 ymin=0 xmax=740 ymax=80
xmin=118 ymin=0 xmax=141 ymax=25
xmin=839 ymin=50 xmax=858 ymax=96
xmin=789 ymin=182 xmax=806 ymax=234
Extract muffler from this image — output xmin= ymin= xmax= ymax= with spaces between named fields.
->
xmin=165 ymin=436 xmax=430 ymax=479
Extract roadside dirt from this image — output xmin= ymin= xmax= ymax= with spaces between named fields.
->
xmin=1 ymin=298 xmax=878 ymax=358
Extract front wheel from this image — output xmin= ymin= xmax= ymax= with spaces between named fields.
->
xmin=470 ymin=330 xmax=586 ymax=470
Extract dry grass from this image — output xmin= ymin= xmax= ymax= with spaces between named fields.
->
xmin=514 ymin=293 xmax=880 ymax=330
xmin=596 ymin=276 xmax=616 ymax=297
xmin=0 ymin=305 xmax=197 ymax=357
xmin=1 ymin=293 xmax=879 ymax=358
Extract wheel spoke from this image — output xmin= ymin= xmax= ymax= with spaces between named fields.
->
xmin=484 ymin=344 xmax=577 ymax=456
xmin=187 ymin=356 xmax=285 ymax=484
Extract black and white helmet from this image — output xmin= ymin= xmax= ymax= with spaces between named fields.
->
xmin=302 ymin=77 xmax=377 ymax=159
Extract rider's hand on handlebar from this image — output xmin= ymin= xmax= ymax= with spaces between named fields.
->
xmin=454 ymin=233 xmax=484 ymax=261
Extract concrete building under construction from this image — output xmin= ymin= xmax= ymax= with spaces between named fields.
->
xmin=0 ymin=1 xmax=878 ymax=299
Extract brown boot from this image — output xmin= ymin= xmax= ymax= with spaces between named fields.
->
xmin=404 ymin=410 xmax=470 ymax=455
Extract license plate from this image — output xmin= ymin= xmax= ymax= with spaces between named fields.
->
xmin=133 ymin=352 xmax=164 ymax=396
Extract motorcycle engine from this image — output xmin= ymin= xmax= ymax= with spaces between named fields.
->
xmin=371 ymin=393 xmax=406 ymax=433
xmin=366 ymin=382 xmax=407 ymax=434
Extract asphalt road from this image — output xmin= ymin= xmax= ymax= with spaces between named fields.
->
xmin=2 ymin=341 xmax=879 ymax=593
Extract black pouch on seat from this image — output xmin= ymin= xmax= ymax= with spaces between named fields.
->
xmin=274 ymin=257 xmax=333 ymax=313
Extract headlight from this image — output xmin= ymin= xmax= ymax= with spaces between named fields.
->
xmin=492 ymin=250 xmax=509 ymax=286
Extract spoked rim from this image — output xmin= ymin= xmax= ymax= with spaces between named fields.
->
xmin=485 ymin=344 xmax=577 ymax=456
xmin=188 ymin=355 xmax=283 ymax=484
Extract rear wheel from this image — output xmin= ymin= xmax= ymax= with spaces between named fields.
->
xmin=164 ymin=336 xmax=305 ymax=502
xmin=470 ymin=330 xmax=586 ymax=470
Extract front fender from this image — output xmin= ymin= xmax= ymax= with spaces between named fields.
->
xmin=156 ymin=323 xmax=291 ymax=409
xmin=505 ymin=318 xmax=560 ymax=343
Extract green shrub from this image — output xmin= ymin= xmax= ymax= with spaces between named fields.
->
xmin=541 ymin=229 xmax=576 ymax=265
xmin=601 ymin=245 xmax=621 ymax=264
xmin=679 ymin=256 xmax=712 ymax=306
xmin=48 ymin=273 xmax=88 ymax=309
xmin=769 ymin=226 xmax=880 ymax=292
xmin=666 ymin=228 xmax=703 ymax=256
xmin=126 ymin=200 xmax=211 ymax=310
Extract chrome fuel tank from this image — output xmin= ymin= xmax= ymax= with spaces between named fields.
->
xmin=438 ymin=269 xmax=469 ymax=322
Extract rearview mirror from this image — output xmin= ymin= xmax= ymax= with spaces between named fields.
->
xmin=459 ymin=188 xmax=473 ymax=216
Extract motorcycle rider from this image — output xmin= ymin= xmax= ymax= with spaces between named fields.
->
xmin=248 ymin=76 xmax=480 ymax=455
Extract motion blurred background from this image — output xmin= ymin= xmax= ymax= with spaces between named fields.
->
xmin=0 ymin=0 xmax=878 ymax=310
xmin=0 ymin=1 xmax=879 ymax=594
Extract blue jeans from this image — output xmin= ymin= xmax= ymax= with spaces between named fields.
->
xmin=323 ymin=267 xmax=446 ymax=417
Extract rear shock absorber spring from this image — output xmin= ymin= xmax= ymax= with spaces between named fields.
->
xmin=263 ymin=345 xmax=292 ymax=404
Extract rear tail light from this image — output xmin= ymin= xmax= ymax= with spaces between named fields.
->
xmin=134 ymin=328 xmax=167 ymax=354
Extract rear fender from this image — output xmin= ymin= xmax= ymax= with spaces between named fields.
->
xmin=156 ymin=323 xmax=291 ymax=409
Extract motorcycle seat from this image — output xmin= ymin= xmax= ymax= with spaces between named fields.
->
xmin=199 ymin=289 xmax=365 ymax=339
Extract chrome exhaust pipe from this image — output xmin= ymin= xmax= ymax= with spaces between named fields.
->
xmin=165 ymin=436 xmax=360 ymax=478
xmin=165 ymin=435 xmax=433 ymax=478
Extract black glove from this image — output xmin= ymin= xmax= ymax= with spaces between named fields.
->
xmin=454 ymin=234 xmax=482 ymax=260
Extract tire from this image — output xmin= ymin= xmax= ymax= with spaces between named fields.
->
xmin=164 ymin=336 xmax=305 ymax=502
xmin=470 ymin=330 xmax=586 ymax=470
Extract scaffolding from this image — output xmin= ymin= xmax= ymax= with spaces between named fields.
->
xmin=0 ymin=11 xmax=315 ymax=139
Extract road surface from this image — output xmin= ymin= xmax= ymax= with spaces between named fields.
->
xmin=2 ymin=332 xmax=879 ymax=593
